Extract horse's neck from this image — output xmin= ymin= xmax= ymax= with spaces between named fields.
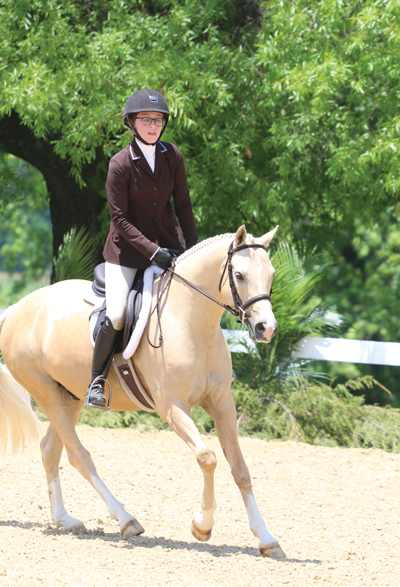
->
xmin=170 ymin=238 xmax=232 ymax=331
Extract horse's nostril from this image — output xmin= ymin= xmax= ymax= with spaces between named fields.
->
xmin=255 ymin=323 xmax=265 ymax=338
xmin=255 ymin=322 xmax=278 ymax=340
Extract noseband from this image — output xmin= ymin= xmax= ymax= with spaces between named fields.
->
xmin=218 ymin=241 xmax=272 ymax=323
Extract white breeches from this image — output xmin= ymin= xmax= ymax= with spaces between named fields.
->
xmin=105 ymin=262 xmax=137 ymax=330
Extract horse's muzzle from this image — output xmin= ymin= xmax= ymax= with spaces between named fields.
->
xmin=254 ymin=321 xmax=278 ymax=343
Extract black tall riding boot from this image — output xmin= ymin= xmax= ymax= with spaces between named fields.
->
xmin=87 ymin=316 xmax=119 ymax=409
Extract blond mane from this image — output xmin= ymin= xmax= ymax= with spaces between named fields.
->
xmin=176 ymin=232 xmax=256 ymax=266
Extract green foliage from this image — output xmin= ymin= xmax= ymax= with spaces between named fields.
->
xmin=74 ymin=376 xmax=400 ymax=452
xmin=0 ymin=155 xmax=52 ymax=303
xmin=0 ymin=153 xmax=46 ymax=212
xmin=233 ymin=376 xmax=400 ymax=451
xmin=232 ymin=242 xmax=341 ymax=389
xmin=254 ymin=0 xmax=400 ymax=242
xmin=77 ymin=405 xmax=214 ymax=434
xmin=227 ymin=242 xmax=400 ymax=450
xmin=77 ymin=407 xmax=169 ymax=432
xmin=324 ymin=204 xmax=400 ymax=343
xmin=53 ymin=226 xmax=96 ymax=282
xmin=2 ymin=0 xmax=399 ymax=242
xmin=314 ymin=203 xmax=400 ymax=405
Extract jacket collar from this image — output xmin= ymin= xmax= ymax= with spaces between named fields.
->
xmin=129 ymin=141 xmax=168 ymax=179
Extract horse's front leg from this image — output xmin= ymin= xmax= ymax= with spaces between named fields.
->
xmin=162 ymin=400 xmax=217 ymax=541
xmin=206 ymin=392 xmax=286 ymax=558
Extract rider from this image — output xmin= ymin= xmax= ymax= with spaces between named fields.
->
xmin=87 ymin=89 xmax=199 ymax=408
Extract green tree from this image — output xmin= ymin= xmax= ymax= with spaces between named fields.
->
xmin=253 ymin=0 xmax=400 ymax=245
xmin=0 ymin=155 xmax=52 ymax=305
xmin=2 ymin=0 xmax=399 ymax=253
xmin=316 ymin=203 xmax=400 ymax=405
xmin=1 ymin=0 xmax=399 ymax=402
xmin=0 ymin=0 xmax=262 ymax=254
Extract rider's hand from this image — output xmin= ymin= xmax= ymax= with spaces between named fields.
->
xmin=153 ymin=248 xmax=173 ymax=270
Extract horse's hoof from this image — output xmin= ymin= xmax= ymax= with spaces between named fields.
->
xmin=259 ymin=542 xmax=286 ymax=558
xmin=191 ymin=521 xmax=212 ymax=542
xmin=121 ymin=518 xmax=145 ymax=539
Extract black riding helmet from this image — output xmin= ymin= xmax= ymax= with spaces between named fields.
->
xmin=123 ymin=89 xmax=170 ymax=145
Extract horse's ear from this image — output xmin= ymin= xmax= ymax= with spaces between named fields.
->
xmin=258 ymin=225 xmax=279 ymax=248
xmin=235 ymin=225 xmax=247 ymax=246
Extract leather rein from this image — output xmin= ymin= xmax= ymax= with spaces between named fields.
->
xmin=147 ymin=240 xmax=272 ymax=348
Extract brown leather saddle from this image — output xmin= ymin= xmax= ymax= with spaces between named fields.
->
xmin=89 ymin=263 xmax=156 ymax=411
xmin=91 ymin=263 xmax=144 ymax=353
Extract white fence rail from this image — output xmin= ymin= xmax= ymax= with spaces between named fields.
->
xmin=222 ymin=329 xmax=400 ymax=367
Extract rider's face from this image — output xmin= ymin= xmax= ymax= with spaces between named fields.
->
xmin=133 ymin=111 xmax=164 ymax=144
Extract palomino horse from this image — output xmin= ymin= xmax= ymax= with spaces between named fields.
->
xmin=0 ymin=225 xmax=285 ymax=558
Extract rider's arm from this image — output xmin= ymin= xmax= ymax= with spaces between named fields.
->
xmin=170 ymin=146 xmax=199 ymax=250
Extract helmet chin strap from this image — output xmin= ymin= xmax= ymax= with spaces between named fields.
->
xmin=128 ymin=120 xmax=169 ymax=146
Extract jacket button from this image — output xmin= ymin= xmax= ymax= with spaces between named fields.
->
xmin=153 ymin=202 xmax=157 ymax=206
xmin=153 ymin=186 xmax=158 ymax=191
xmin=153 ymin=218 xmax=157 ymax=222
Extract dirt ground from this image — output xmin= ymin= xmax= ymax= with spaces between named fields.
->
xmin=0 ymin=425 xmax=399 ymax=587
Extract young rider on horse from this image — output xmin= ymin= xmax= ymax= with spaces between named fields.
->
xmin=87 ymin=89 xmax=199 ymax=408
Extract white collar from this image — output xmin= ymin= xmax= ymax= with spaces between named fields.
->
xmin=135 ymin=138 xmax=156 ymax=155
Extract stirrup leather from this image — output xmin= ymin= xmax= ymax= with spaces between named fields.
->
xmin=85 ymin=375 xmax=112 ymax=411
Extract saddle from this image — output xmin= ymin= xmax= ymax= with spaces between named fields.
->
xmin=89 ymin=263 xmax=156 ymax=412
xmin=91 ymin=263 xmax=144 ymax=353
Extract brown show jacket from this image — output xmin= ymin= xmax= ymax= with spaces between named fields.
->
xmin=103 ymin=140 xmax=199 ymax=269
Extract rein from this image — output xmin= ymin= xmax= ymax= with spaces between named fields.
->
xmin=146 ymin=240 xmax=272 ymax=348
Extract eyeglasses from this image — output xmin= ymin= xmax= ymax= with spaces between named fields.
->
xmin=136 ymin=117 xmax=165 ymax=127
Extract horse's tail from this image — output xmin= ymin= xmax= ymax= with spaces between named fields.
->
xmin=0 ymin=308 xmax=43 ymax=455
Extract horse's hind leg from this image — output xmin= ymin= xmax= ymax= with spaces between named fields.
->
xmin=40 ymin=400 xmax=86 ymax=530
xmin=36 ymin=380 xmax=144 ymax=539
xmin=206 ymin=393 xmax=286 ymax=558
xmin=163 ymin=401 xmax=217 ymax=541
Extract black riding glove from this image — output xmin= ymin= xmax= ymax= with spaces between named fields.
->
xmin=153 ymin=247 xmax=173 ymax=270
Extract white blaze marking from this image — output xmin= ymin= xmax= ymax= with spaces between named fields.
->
xmin=255 ymin=255 xmax=274 ymax=328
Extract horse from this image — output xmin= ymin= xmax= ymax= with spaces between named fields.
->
xmin=0 ymin=224 xmax=285 ymax=558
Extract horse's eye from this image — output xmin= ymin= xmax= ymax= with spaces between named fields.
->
xmin=235 ymin=272 xmax=244 ymax=281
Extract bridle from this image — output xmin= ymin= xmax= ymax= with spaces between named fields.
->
xmin=218 ymin=241 xmax=272 ymax=322
xmin=147 ymin=240 xmax=272 ymax=348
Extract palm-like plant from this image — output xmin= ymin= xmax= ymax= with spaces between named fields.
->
xmin=226 ymin=243 xmax=400 ymax=450
xmin=225 ymin=242 xmax=342 ymax=392
xmin=53 ymin=227 xmax=96 ymax=283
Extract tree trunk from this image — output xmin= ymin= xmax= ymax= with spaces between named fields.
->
xmin=0 ymin=112 xmax=106 ymax=266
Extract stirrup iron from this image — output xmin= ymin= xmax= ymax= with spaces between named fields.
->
xmin=85 ymin=376 xmax=112 ymax=411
